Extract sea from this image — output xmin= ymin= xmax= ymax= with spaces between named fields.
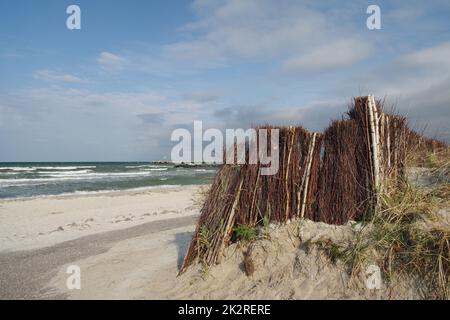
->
xmin=0 ymin=162 xmax=218 ymax=199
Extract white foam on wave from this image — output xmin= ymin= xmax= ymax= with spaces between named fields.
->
xmin=40 ymin=169 xmax=92 ymax=174
xmin=0 ymin=171 xmax=158 ymax=186
xmin=0 ymin=168 xmax=208 ymax=187
xmin=0 ymin=165 xmax=97 ymax=172
xmin=0 ymin=172 xmax=26 ymax=175
xmin=39 ymin=170 xmax=93 ymax=177
xmin=140 ymin=168 xmax=168 ymax=171
xmin=36 ymin=166 xmax=97 ymax=170
xmin=125 ymin=165 xmax=170 ymax=169
xmin=194 ymin=169 xmax=216 ymax=172
xmin=0 ymin=167 xmax=36 ymax=172
xmin=38 ymin=171 xmax=156 ymax=179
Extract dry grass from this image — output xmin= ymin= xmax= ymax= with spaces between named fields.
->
xmin=192 ymin=185 xmax=212 ymax=208
xmin=317 ymin=179 xmax=450 ymax=299
xmin=373 ymin=182 xmax=449 ymax=299
xmin=407 ymin=148 xmax=450 ymax=169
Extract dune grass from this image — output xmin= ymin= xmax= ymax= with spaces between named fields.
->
xmin=407 ymin=148 xmax=450 ymax=169
xmin=315 ymin=178 xmax=449 ymax=299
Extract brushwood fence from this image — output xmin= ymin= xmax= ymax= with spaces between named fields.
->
xmin=179 ymin=96 xmax=448 ymax=274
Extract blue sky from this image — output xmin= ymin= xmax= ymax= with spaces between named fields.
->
xmin=1 ymin=0 xmax=449 ymax=161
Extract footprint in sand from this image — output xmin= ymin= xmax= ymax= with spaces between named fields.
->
xmin=160 ymin=210 xmax=178 ymax=215
xmin=48 ymin=226 xmax=64 ymax=233
xmin=112 ymin=214 xmax=135 ymax=223
xmin=78 ymin=223 xmax=91 ymax=230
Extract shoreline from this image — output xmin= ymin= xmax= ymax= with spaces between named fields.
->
xmin=0 ymin=183 xmax=204 ymax=202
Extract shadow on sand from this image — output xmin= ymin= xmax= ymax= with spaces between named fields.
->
xmin=175 ymin=232 xmax=194 ymax=270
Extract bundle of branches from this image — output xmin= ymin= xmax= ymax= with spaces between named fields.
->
xmin=405 ymin=129 xmax=449 ymax=167
xmin=315 ymin=97 xmax=416 ymax=224
xmin=247 ymin=127 xmax=322 ymax=224
xmin=406 ymin=130 xmax=447 ymax=154
xmin=381 ymin=114 xmax=408 ymax=181
xmin=179 ymin=164 xmax=245 ymax=272
xmin=316 ymin=120 xmax=369 ymax=224
xmin=179 ymin=126 xmax=322 ymax=273
xmin=348 ymin=96 xmax=415 ymax=205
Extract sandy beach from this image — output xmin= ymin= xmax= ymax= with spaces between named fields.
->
xmin=0 ymin=185 xmax=204 ymax=299
xmin=0 ymin=185 xmax=203 ymax=252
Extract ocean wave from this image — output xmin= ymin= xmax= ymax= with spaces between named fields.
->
xmin=0 ymin=171 xmax=156 ymax=185
xmin=0 ymin=169 xmax=201 ymax=184
xmin=0 ymin=172 xmax=27 ymax=175
xmin=0 ymin=167 xmax=36 ymax=172
xmin=194 ymin=169 xmax=216 ymax=172
xmin=35 ymin=166 xmax=97 ymax=170
xmin=0 ymin=166 xmax=97 ymax=172
xmin=140 ymin=168 xmax=168 ymax=171
xmin=39 ymin=169 xmax=93 ymax=176
xmin=125 ymin=165 xmax=170 ymax=169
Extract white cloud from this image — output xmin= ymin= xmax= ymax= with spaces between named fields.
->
xmin=401 ymin=41 xmax=450 ymax=71
xmin=165 ymin=0 xmax=324 ymax=61
xmin=182 ymin=90 xmax=221 ymax=103
xmin=353 ymin=41 xmax=450 ymax=97
xmin=0 ymin=87 xmax=221 ymax=160
xmin=33 ymin=70 xmax=85 ymax=83
xmin=163 ymin=0 xmax=371 ymax=73
xmin=281 ymin=39 xmax=371 ymax=73
xmin=97 ymin=51 xmax=128 ymax=70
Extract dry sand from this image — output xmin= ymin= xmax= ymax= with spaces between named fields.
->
xmin=0 ymin=185 xmax=205 ymax=299
xmin=41 ymin=219 xmax=421 ymax=299
xmin=0 ymin=185 xmax=202 ymax=252
xmin=43 ymin=224 xmax=196 ymax=299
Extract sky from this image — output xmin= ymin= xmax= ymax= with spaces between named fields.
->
xmin=0 ymin=0 xmax=449 ymax=162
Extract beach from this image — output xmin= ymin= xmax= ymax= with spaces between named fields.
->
xmin=0 ymin=185 xmax=204 ymax=299
xmin=0 ymin=168 xmax=448 ymax=300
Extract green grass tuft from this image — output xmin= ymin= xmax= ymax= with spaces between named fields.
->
xmin=234 ymin=224 xmax=258 ymax=242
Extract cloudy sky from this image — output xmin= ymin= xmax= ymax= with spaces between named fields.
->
xmin=1 ymin=0 xmax=449 ymax=161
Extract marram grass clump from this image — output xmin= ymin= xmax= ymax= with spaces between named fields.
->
xmin=316 ymin=181 xmax=449 ymax=299
xmin=373 ymin=182 xmax=449 ymax=299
